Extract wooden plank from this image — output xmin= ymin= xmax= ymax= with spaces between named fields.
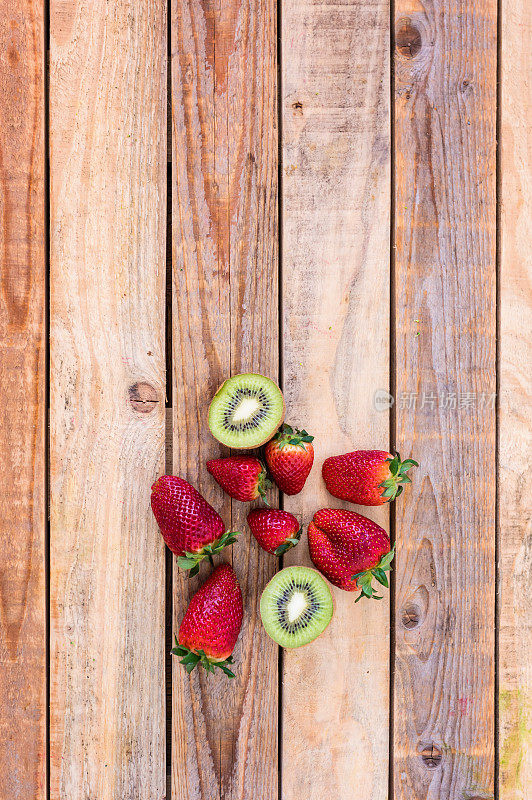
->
xmin=49 ymin=2 xmax=167 ymax=797
xmin=0 ymin=2 xmax=46 ymax=798
xmin=281 ymin=0 xmax=391 ymax=797
xmin=393 ymin=1 xmax=497 ymax=797
xmin=499 ymin=0 xmax=532 ymax=795
xmin=171 ymin=0 xmax=278 ymax=797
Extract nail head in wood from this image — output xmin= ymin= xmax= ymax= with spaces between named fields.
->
xmin=396 ymin=19 xmax=422 ymax=58
xmin=421 ymin=744 xmax=442 ymax=768
xmin=129 ymin=382 xmax=158 ymax=413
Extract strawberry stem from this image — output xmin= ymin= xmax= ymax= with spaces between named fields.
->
xmin=351 ymin=545 xmax=396 ymax=602
xmin=379 ymin=453 xmax=419 ymax=502
xmin=272 ymin=423 xmax=314 ymax=451
xmin=177 ymin=529 xmax=241 ymax=575
xmin=273 ymin=527 xmax=303 ymax=557
xmin=171 ymin=638 xmax=236 ymax=678
xmin=258 ymin=463 xmax=273 ymax=505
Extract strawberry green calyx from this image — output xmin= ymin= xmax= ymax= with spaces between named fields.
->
xmin=273 ymin=527 xmax=303 ymax=557
xmin=177 ymin=530 xmax=241 ymax=576
xmin=351 ymin=545 xmax=395 ymax=602
xmin=379 ymin=454 xmax=419 ymax=501
xmin=258 ymin=464 xmax=273 ymax=505
xmin=272 ymin=424 xmax=314 ymax=451
xmin=171 ymin=639 xmax=236 ymax=678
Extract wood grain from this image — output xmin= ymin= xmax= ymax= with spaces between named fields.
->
xmin=0 ymin=2 xmax=46 ymax=798
xmin=393 ymin=0 xmax=497 ymax=797
xmin=171 ymin=0 xmax=278 ymax=797
xmin=281 ymin=0 xmax=391 ymax=797
xmin=49 ymin=2 xmax=167 ymax=797
xmin=499 ymin=0 xmax=532 ymax=795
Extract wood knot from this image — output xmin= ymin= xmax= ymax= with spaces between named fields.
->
xmin=396 ymin=20 xmax=422 ymax=58
xmin=421 ymin=744 xmax=442 ymax=768
xmin=401 ymin=603 xmax=420 ymax=628
xmin=292 ymin=101 xmax=304 ymax=115
xmin=129 ymin=382 xmax=158 ymax=413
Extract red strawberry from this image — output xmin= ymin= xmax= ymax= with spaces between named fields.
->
xmin=322 ymin=450 xmax=418 ymax=506
xmin=264 ymin=424 xmax=314 ymax=495
xmin=308 ymin=508 xmax=393 ymax=601
xmin=247 ymin=508 xmax=302 ymax=556
xmin=207 ymin=456 xmax=272 ymax=503
xmin=172 ymin=563 xmax=243 ymax=678
xmin=151 ymin=476 xmax=239 ymax=575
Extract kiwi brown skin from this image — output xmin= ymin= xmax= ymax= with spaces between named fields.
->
xmin=260 ymin=566 xmax=335 ymax=648
xmin=208 ymin=374 xmax=286 ymax=450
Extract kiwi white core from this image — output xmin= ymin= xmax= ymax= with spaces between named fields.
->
xmin=208 ymin=373 xmax=285 ymax=449
xmin=287 ymin=591 xmax=307 ymax=623
xmin=232 ymin=396 xmax=260 ymax=422
xmin=260 ymin=566 xmax=334 ymax=649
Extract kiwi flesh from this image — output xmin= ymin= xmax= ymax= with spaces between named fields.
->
xmin=208 ymin=373 xmax=285 ymax=449
xmin=260 ymin=566 xmax=334 ymax=648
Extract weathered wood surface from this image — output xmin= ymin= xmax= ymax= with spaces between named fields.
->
xmin=281 ymin=0 xmax=391 ymax=797
xmin=499 ymin=0 xmax=532 ymax=796
xmin=393 ymin=0 xmax=497 ymax=797
xmin=49 ymin=2 xmax=167 ymax=797
xmin=0 ymin=2 xmax=46 ymax=798
xmin=0 ymin=0 xmax=522 ymax=797
xmin=171 ymin=0 xmax=278 ymax=796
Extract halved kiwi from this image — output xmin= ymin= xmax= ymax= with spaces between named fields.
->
xmin=208 ymin=373 xmax=285 ymax=449
xmin=260 ymin=566 xmax=334 ymax=648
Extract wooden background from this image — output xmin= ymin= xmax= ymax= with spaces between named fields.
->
xmin=0 ymin=0 xmax=530 ymax=798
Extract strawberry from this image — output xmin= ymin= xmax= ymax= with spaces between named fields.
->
xmin=206 ymin=456 xmax=272 ymax=503
xmin=322 ymin=450 xmax=418 ymax=506
xmin=247 ymin=508 xmax=302 ymax=556
xmin=151 ymin=476 xmax=239 ymax=575
xmin=264 ymin=424 xmax=314 ymax=495
xmin=308 ymin=508 xmax=393 ymax=601
xmin=172 ymin=563 xmax=243 ymax=678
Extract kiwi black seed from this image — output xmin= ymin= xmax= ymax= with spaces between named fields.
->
xmin=260 ymin=566 xmax=334 ymax=648
xmin=208 ymin=373 xmax=285 ymax=449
